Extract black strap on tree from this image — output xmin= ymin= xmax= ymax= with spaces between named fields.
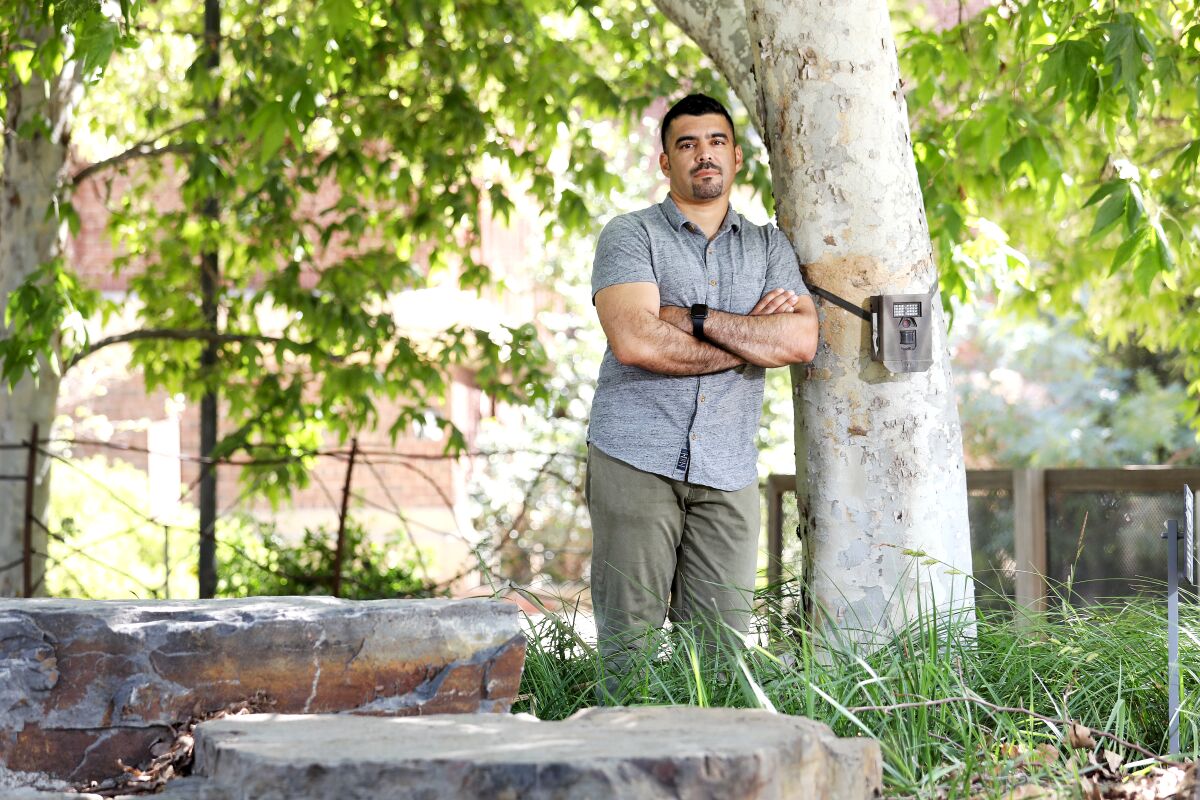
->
xmin=808 ymin=277 xmax=940 ymax=322
xmin=808 ymin=285 xmax=871 ymax=322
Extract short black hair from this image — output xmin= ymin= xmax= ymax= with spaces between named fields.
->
xmin=660 ymin=93 xmax=736 ymax=151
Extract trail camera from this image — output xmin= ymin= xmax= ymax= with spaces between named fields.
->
xmin=870 ymin=293 xmax=934 ymax=373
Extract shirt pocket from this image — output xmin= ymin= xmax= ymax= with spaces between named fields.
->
xmin=729 ymin=235 xmax=768 ymax=315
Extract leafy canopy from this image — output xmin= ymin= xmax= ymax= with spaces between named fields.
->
xmin=2 ymin=0 xmax=731 ymax=500
xmin=899 ymin=1 xmax=1199 ymax=418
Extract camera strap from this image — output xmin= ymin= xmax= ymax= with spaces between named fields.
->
xmin=807 ymin=276 xmax=939 ymax=322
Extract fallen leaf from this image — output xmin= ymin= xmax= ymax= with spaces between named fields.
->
xmin=1068 ymin=722 xmax=1097 ymax=750
xmin=1033 ymin=744 xmax=1059 ymax=765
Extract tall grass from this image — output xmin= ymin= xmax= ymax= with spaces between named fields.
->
xmin=516 ymin=580 xmax=1198 ymax=798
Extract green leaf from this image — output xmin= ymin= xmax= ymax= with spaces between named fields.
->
xmin=1090 ymin=191 xmax=1127 ymax=238
xmin=1110 ymin=228 xmax=1144 ymax=274
xmin=1153 ymin=222 xmax=1175 ymax=271
xmin=9 ymin=49 xmax=34 ymax=83
xmin=1082 ymin=179 xmax=1126 ymax=209
xmin=1123 ymin=183 xmax=1145 ymax=234
xmin=72 ymin=9 xmax=120 ymax=78
xmin=1133 ymin=244 xmax=1159 ymax=295
xmin=1171 ymin=140 xmax=1199 ymax=179
xmin=1101 ymin=15 xmax=1152 ymax=115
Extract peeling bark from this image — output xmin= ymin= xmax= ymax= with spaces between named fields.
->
xmin=740 ymin=0 xmax=974 ymax=642
xmin=652 ymin=0 xmax=760 ymax=128
xmin=0 ymin=27 xmax=84 ymax=596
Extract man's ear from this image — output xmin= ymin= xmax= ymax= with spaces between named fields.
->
xmin=658 ymin=150 xmax=670 ymax=177
xmin=734 ymin=144 xmax=744 ymax=174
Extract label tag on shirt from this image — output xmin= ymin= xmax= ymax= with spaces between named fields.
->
xmin=675 ymin=447 xmax=690 ymax=474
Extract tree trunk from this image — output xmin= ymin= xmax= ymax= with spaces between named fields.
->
xmin=652 ymin=0 xmax=974 ymax=640
xmin=0 ymin=29 xmax=83 ymax=596
xmin=745 ymin=0 xmax=973 ymax=642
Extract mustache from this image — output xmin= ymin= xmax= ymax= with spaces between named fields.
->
xmin=691 ymin=162 xmax=721 ymax=176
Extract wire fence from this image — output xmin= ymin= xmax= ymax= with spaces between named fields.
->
xmin=17 ymin=428 xmax=1196 ymax=608
xmin=1 ymin=423 xmax=588 ymax=602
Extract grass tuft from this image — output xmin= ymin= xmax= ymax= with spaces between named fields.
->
xmin=516 ymin=579 xmax=1198 ymax=798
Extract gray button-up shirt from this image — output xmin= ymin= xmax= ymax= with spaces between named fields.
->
xmin=588 ymin=196 xmax=809 ymax=491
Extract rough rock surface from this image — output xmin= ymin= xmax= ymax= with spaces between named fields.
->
xmin=0 ymin=598 xmax=524 ymax=783
xmin=192 ymin=707 xmax=883 ymax=799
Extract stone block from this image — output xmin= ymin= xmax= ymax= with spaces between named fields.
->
xmin=193 ymin=707 xmax=883 ymax=799
xmin=0 ymin=598 xmax=524 ymax=783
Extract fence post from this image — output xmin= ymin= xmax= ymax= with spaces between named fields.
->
xmin=765 ymin=474 xmax=795 ymax=589
xmin=1012 ymin=468 xmax=1048 ymax=614
xmin=332 ymin=437 xmax=359 ymax=598
xmin=22 ymin=423 xmax=38 ymax=598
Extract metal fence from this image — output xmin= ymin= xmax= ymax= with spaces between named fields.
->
xmin=766 ymin=467 xmax=1200 ymax=609
xmin=0 ymin=425 xmax=519 ymax=600
xmin=10 ymin=435 xmax=1197 ymax=606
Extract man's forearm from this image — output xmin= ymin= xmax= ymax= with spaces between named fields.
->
xmin=661 ymin=305 xmax=816 ymax=367
xmin=616 ymin=312 xmax=745 ymax=376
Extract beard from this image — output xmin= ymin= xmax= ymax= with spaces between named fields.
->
xmin=690 ymin=175 xmax=724 ymax=199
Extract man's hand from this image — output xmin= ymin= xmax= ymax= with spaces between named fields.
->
xmin=749 ymin=288 xmax=804 ymax=315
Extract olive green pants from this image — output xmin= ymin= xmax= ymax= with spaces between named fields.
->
xmin=586 ymin=444 xmax=761 ymax=698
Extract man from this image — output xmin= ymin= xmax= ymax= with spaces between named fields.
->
xmin=587 ymin=93 xmax=818 ymax=695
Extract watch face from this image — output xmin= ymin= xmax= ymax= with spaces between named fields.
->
xmin=691 ymin=303 xmax=709 ymax=318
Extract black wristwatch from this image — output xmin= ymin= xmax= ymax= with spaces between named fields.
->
xmin=690 ymin=303 xmax=709 ymax=341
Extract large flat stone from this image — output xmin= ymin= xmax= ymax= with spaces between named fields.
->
xmin=0 ymin=598 xmax=524 ymax=783
xmin=192 ymin=707 xmax=883 ymax=799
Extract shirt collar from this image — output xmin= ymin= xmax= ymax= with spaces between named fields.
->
xmin=659 ymin=195 xmax=742 ymax=236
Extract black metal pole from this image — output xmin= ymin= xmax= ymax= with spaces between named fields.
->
xmin=21 ymin=423 xmax=38 ymax=598
xmin=197 ymin=0 xmax=221 ymax=599
xmin=332 ymin=438 xmax=358 ymax=598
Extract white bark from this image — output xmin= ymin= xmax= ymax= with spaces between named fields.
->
xmin=742 ymin=0 xmax=973 ymax=642
xmin=0 ymin=28 xmax=83 ymax=596
xmin=652 ymin=0 xmax=760 ymax=129
xmin=649 ymin=0 xmax=975 ymax=641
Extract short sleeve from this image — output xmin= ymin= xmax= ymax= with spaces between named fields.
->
xmin=764 ymin=226 xmax=809 ymax=297
xmin=591 ymin=215 xmax=656 ymax=302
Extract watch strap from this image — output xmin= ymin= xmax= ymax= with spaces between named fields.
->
xmin=690 ymin=304 xmax=708 ymax=341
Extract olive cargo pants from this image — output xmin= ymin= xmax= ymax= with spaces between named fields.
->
xmin=586 ymin=444 xmax=760 ymax=697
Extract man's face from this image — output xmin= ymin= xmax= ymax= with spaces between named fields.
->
xmin=659 ymin=113 xmax=743 ymax=203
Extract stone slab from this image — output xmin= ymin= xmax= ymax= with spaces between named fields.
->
xmin=192 ymin=707 xmax=883 ymax=799
xmin=0 ymin=598 xmax=524 ymax=783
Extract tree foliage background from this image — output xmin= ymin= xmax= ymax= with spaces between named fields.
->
xmin=1 ymin=0 xmax=1198 ymax=596
xmin=900 ymin=1 xmax=1199 ymax=407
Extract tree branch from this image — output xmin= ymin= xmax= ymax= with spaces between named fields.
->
xmin=846 ymin=696 xmax=1173 ymax=765
xmin=71 ymin=117 xmax=206 ymax=186
xmin=651 ymin=0 xmax=760 ymax=131
xmin=65 ymin=328 xmax=346 ymax=371
xmin=71 ymin=142 xmax=191 ymax=186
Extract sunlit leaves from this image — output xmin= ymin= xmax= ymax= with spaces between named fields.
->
xmin=899 ymin=0 xmax=1199 ymax=427
xmin=1037 ymin=38 xmax=1101 ymax=117
xmin=0 ymin=0 xmax=716 ymax=498
xmin=1100 ymin=13 xmax=1155 ymax=117
xmin=0 ymin=259 xmax=111 ymax=386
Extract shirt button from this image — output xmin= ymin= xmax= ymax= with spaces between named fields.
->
xmin=709 ymin=279 xmax=717 ymax=287
xmin=691 ymin=433 xmax=698 ymax=441
xmin=707 ymin=246 xmax=714 ymax=254
xmin=699 ymin=395 xmax=706 ymax=402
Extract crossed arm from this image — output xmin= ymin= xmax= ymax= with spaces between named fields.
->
xmin=594 ymin=282 xmax=818 ymax=375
